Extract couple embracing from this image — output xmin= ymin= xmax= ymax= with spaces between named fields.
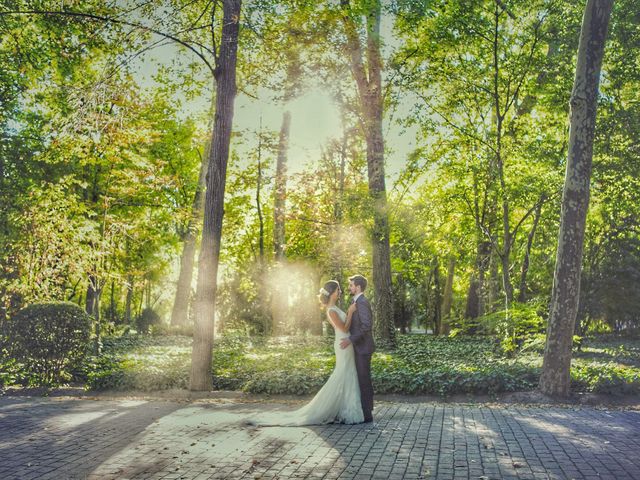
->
xmin=250 ymin=275 xmax=375 ymax=427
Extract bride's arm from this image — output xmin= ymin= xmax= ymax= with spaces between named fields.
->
xmin=345 ymin=303 xmax=356 ymax=331
xmin=328 ymin=309 xmax=349 ymax=333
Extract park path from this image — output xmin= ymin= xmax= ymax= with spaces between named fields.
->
xmin=1 ymin=395 xmax=639 ymax=480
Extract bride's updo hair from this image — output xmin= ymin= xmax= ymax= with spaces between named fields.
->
xmin=318 ymin=280 xmax=340 ymax=306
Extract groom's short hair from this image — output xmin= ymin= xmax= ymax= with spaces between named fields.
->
xmin=349 ymin=274 xmax=367 ymax=291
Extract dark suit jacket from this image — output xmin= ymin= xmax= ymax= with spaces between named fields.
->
xmin=349 ymin=295 xmax=375 ymax=355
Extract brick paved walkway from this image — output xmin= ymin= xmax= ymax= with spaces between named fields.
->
xmin=1 ymin=396 xmax=639 ymax=479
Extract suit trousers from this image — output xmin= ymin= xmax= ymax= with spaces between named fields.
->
xmin=354 ymin=352 xmax=374 ymax=419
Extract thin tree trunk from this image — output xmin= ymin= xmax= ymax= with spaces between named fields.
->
xmin=432 ymin=259 xmax=442 ymax=336
xmin=492 ymin=2 xmax=514 ymax=310
xmin=110 ymin=279 xmax=116 ymax=323
xmin=396 ymin=274 xmax=407 ymax=334
xmin=466 ymin=169 xmax=492 ymax=319
xmin=136 ymin=292 xmax=143 ymax=319
xmin=336 ymin=128 xmax=347 ymax=223
xmin=171 ymin=146 xmax=209 ymax=327
xmin=518 ymin=196 xmax=544 ymax=302
xmin=125 ymin=275 xmax=133 ymax=325
xmin=539 ymin=0 xmax=613 ymax=398
xmin=274 ymin=111 xmax=290 ymax=262
xmin=145 ymin=278 xmax=151 ymax=310
xmin=85 ymin=275 xmax=102 ymax=354
xmin=190 ymin=0 xmax=242 ymax=391
xmin=256 ymin=122 xmax=272 ymax=335
xmin=341 ymin=0 xmax=395 ymax=348
xmin=466 ymin=239 xmax=491 ymax=319
xmin=465 ymin=274 xmax=481 ymax=320
xmin=270 ymin=111 xmax=291 ymax=336
xmin=256 ymin=122 xmax=265 ymax=263
xmin=440 ymin=255 xmax=455 ymax=335
xmin=85 ymin=275 xmax=98 ymax=317
xmin=487 ymin=250 xmax=500 ymax=312
xmin=93 ymin=288 xmax=101 ymax=354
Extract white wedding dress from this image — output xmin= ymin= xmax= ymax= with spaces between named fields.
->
xmin=248 ymin=306 xmax=364 ymax=426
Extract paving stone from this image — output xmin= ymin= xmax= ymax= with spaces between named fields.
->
xmin=1 ymin=397 xmax=640 ymax=479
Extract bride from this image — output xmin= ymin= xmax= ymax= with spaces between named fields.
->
xmin=248 ymin=280 xmax=364 ymax=426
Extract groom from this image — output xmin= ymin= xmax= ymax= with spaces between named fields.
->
xmin=340 ymin=274 xmax=375 ymax=423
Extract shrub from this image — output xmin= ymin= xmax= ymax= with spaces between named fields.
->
xmin=521 ymin=333 xmax=583 ymax=354
xmin=84 ymin=355 xmax=127 ymax=390
xmin=135 ymin=307 xmax=162 ymax=334
xmin=571 ymin=362 xmax=640 ymax=394
xmin=0 ymin=347 xmax=20 ymax=387
xmin=83 ymin=335 xmax=192 ymax=391
xmin=5 ymin=302 xmax=92 ymax=386
xmin=477 ymin=302 xmax=546 ymax=355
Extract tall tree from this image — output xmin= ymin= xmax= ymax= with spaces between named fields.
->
xmin=270 ymin=111 xmax=290 ymax=335
xmin=171 ymin=147 xmax=209 ymax=327
xmin=539 ymin=0 xmax=614 ymax=398
xmin=190 ymin=0 xmax=242 ymax=391
xmin=340 ymin=0 xmax=395 ymax=347
xmin=273 ymin=111 xmax=290 ymax=262
xmin=440 ymin=255 xmax=456 ymax=334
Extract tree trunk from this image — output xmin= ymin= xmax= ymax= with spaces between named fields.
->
xmin=328 ymin=128 xmax=348 ymax=282
xmin=465 ymin=240 xmax=491 ymax=319
xmin=465 ymin=274 xmax=481 ymax=320
xmin=432 ymin=259 xmax=442 ymax=336
xmin=86 ymin=275 xmax=102 ymax=354
xmin=171 ymin=146 xmax=209 ymax=327
xmin=136 ymin=292 xmax=143 ymax=319
xmin=125 ymin=275 xmax=133 ymax=325
xmin=274 ymin=111 xmax=290 ymax=262
xmin=256 ymin=123 xmax=272 ymax=335
xmin=109 ymin=279 xmax=116 ymax=323
xmin=336 ymin=128 xmax=347 ymax=223
xmin=256 ymin=123 xmax=265 ymax=263
xmin=85 ymin=275 xmax=98 ymax=318
xmin=487 ymin=250 xmax=500 ymax=312
xmin=539 ymin=0 xmax=613 ymax=398
xmin=270 ymin=111 xmax=290 ymax=336
xmin=492 ymin=2 xmax=514 ymax=310
xmin=190 ymin=0 xmax=242 ymax=391
xmin=518 ymin=196 xmax=544 ymax=303
xmin=395 ymin=274 xmax=408 ymax=334
xmin=144 ymin=278 xmax=151 ymax=309
xmin=341 ymin=0 xmax=395 ymax=348
xmin=440 ymin=255 xmax=455 ymax=335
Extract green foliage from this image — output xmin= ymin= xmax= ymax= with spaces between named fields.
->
xmin=212 ymin=335 xmax=335 ymax=394
xmin=475 ymin=302 xmax=547 ymax=356
xmin=376 ymin=336 xmax=538 ymax=395
xmin=83 ymin=355 xmax=127 ymax=391
xmin=0 ymin=347 xmax=19 ymax=388
xmin=571 ymin=363 xmax=640 ymax=394
xmin=4 ymin=302 xmax=92 ymax=386
xmin=80 ymin=334 xmax=640 ymax=396
xmin=84 ymin=335 xmax=191 ymax=391
xmin=135 ymin=308 xmax=163 ymax=335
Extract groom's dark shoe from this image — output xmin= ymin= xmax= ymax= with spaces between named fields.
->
xmin=363 ymin=416 xmax=374 ymax=423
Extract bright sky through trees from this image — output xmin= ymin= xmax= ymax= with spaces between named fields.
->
xmin=135 ymin=23 xmax=416 ymax=178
